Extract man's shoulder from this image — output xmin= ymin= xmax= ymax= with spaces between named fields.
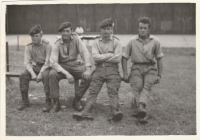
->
xmin=71 ymin=32 xmax=79 ymax=37
xmin=54 ymin=38 xmax=61 ymax=45
xmin=93 ymin=36 xmax=101 ymax=40
xmin=150 ymin=35 xmax=160 ymax=42
xmin=26 ymin=43 xmax=33 ymax=47
xmin=42 ymin=38 xmax=49 ymax=44
xmin=112 ymin=35 xmax=119 ymax=40
xmin=130 ymin=36 xmax=138 ymax=40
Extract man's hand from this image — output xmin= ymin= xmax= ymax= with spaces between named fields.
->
xmin=65 ymin=73 xmax=74 ymax=84
xmin=154 ymin=76 xmax=161 ymax=84
xmin=36 ymin=73 xmax=43 ymax=83
xmin=31 ymin=73 xmax=37 ymax=81
xmin=121 ymin=73 xmax=129 ymax=83
xmin=82 ymin=67 xmax=91 ymax=81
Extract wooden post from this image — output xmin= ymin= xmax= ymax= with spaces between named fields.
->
xmin=6 ymin=42 xmax=9 ymax=72
xmin=17 ymin=35 xmax=19 ymax=51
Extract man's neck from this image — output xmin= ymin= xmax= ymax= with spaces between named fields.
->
xmin=102 ymin=35 xmax=110 ymax=42
xmin=34 ymin=42 xmax=41 ymax=47
xmin=139 ymin=34 xmax=149 ymax=41
xmin=63 ymin=38 xmax=70 ymax=43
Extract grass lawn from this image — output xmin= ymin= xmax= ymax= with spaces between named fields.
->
xmin=6 ymin=45 xmax=196 ymax=135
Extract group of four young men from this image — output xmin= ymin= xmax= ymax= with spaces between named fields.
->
xmin=18 ymin=17 xmax=164 ymax=123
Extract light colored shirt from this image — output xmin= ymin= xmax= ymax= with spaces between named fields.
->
xmin=122 ymin=34 xmax=164 ymax=63
xmin=50 ymin=33 xmax=91 ymax=72
xmin=92 ymin=35 xmax=122 ymax=64
xmin=24 ymin=39 xmax=52 ymax=76
xmin=75 ymin=27 xmax=84 ymax=34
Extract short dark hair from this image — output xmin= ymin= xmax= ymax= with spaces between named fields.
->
xmin=138 ymin=17 xmax=151 ymax=28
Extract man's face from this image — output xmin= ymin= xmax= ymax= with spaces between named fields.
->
xmin=61 ymin=27 xmax=72 ymax=40
xmin=100 ymin=26 xmax=113 ymax=37
xmin=138 ymin=22 xmax=150 ymax=37
xmin=31 ymin=33 xmax=42 ymax=44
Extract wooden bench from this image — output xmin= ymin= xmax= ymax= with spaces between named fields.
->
xmin=6 ymin=71 xmax=80 ymax=92
xmin=6 ymin=72 xmax=20 ymax=77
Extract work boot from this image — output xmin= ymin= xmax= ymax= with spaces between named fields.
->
xmin=42 ymin=92 xmax=52 ymax=112
xmin=17 ymin=92 xmax=30 ymax=111
xmin=52 ymin=98 xmax=61 ymax=112
xmin=73 ymin=103 xmax=93 ymax=121
xmin=139 ymin=115 xmax=148 ymax=124
xmin=72 ymin=96 xmax=83 ymax=111
xmin=108 ymin=109 xmax=123 ymax=122
xmin=132 ymin=103 xmax=147 ymax=118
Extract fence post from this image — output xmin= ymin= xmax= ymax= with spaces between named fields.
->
xmin=6 ymin=42 xmax=9 ymax=72
xmin=17 ymin=35 xmax=20 ymax=51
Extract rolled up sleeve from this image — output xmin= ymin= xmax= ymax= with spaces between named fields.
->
xmin=106 ymin=40 xmax=122 ymax=63
xmin=24 ymin=46 xmax=35 ymax=76
xmin=39 ymin=43 xmax=52 ymax=73
xmin=92 ymin=40 xmax=113 ymax=63
xmin=155 ymin=41 xmax=164 ymax=59
xmin=122 ymin=40 xmax=132 ymax=60
xmin=77 ymin=37 xmax=91 ymax=67
xmin=50 ymin=44 xmax=66 ymax=72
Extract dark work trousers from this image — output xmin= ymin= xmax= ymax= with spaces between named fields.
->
xmin=83 ymin=64 xmax=121 ymax=113
xmin=49 ymin=62 xmax=90 ymax=99
xmin=19 ymin=64 xmax=51 ymax=93
xmin=129 ymin=64 xmax=158 ymax=108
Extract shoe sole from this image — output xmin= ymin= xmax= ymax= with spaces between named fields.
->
xmin=139 ymin=118 xmax=148 ymax=124
xmin=73 ymin=114 xmax=93 ymax=121
xmin=112 ymin=112 xmax=123 ymax=122
xmin=132 ymin=111 xmax=146 ymax=118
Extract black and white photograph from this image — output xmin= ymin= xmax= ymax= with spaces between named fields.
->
xmin=0 ymin=0 xmax=198 ymax=137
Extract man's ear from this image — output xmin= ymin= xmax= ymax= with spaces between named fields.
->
xmin=40 ymin=31 xmax=43 ymax=37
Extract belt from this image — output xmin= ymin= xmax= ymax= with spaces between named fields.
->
xmin=60 ymin=59 xmax=78 ymax=64
xmin=134 ymin=62 xmax=155 ymax=65
xmin=35 ymin=63 xmax=44 ymax=66
xmin=96 ymin=62 xmax=118 ymax=67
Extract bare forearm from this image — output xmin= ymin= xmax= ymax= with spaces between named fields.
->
xmin=157 ymin=57 xmax=163 ymax=76
xmin=122 ymin=57 xmax=128 ymax=75
xmin=93 ymin=53 xmax=114 ymax=63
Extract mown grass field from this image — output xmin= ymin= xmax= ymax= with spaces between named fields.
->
xmin=6 ymin=45 xmax=196 ymax=135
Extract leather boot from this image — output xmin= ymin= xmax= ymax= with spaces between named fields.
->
xmin=17 ymin=92 xmax=30 ymax=111
xmin=72 ymin=96 xmax=83 ymax=111
xmin=136 ymin=102 xmax=147 ymax=118
xmin=52 ymin=98 xmax=61 ymax=112
xmin=73 ymin=103 xmax=93 ymax=121
xmin=108 ymin=108 xmax=123 ymax=122
xmin=139 ymin=115 xmax=148 ymax=124
xmin=42 ymin=92 xmax=52 ymax=112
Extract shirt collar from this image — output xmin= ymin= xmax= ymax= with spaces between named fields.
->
xmin=99 ymin=35 xmax=113 ymax=42
xmin=60 ymin=35 xmax=73 ymax=44
xmin=33 ymin=40 xmax=43 ymax=47
xmin=136 ymin=33 xmax=154 ymax=41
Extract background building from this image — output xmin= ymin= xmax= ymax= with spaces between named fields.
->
xmin=6 ymin=3 xmax=196 ymax=34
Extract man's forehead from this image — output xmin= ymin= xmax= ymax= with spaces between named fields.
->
xmin=101 ymin=26 xmax=112 ymax=29
xmin=139 ymin=22 xmax=149 ymax=27
xmin=31 ymin=33 xmax=41 ymax=36
xmin=62 ymin=27 xmax=71 ymax=31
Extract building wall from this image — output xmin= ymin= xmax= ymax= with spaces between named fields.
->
xmin=6 ymin=3 xmax=196 ymax=34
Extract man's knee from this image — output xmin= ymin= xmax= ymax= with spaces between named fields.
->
xmin=49 ymin=69 xmax=58 ymax=79
xmin=144 ymin=76 xmax=156 ymax=90
xmin=131 ymin=81 xmax=143 ymax=93
xmin=19 ymin=70 xmax=30 ymax=81
xmin=42 ymin=69 xmax=50 ymax=79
